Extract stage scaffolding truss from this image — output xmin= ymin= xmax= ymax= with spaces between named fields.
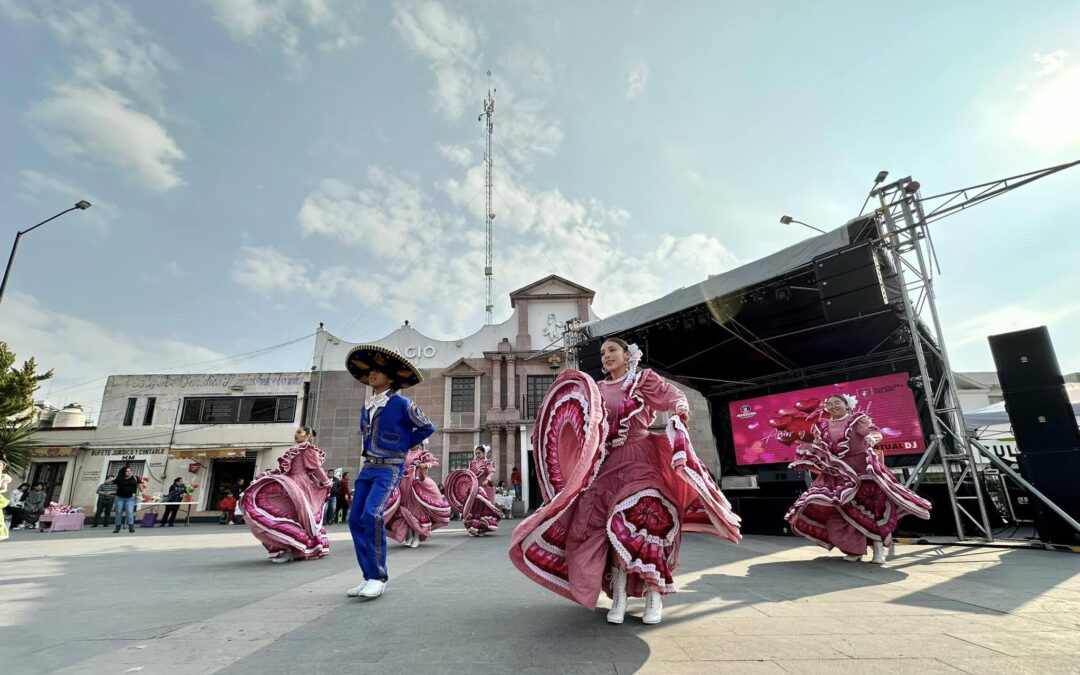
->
xmin=565 ymin=159 xmax=1080 ymax=546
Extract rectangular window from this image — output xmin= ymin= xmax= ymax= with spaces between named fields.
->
xmin=448 ymin=452 xmax=472 ymax=471
xmin=450 ymin=377 xmax=476 ymax=413
xmin=526 ymin=375 xmax=555 ymax=418
xmin=181 ymin=398 xmax=204 ymax=424
xmin=122 ymin=398 xmax=137 ymax=426
xmin=142 ymin=397 xmax=156 ymax=426
xmin=180 ymin=396 xmax=299 ymax=424
xmin=106 ymin=460 xmax=147 ymax=483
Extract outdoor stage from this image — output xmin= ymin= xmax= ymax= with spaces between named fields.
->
xmin=2 ymin=524 xmax=1079 ymax=674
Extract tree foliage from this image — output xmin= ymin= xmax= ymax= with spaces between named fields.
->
xmin=0 ymin=340 xmax=53 ymax=423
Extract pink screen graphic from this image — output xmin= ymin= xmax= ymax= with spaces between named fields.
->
xmin=728 ymin=372 xmax=925 ymax=466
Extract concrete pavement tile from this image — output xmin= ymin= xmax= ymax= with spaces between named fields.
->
xmin=944 ymin=630 xmax=1080 ymax=657
xmin=775 ymin=657 xmax=965 ymax=674
xmin=751 ymin=599 xmax=982 ymax=618
xmin=717 ymin=616 xmax=871 ymax=636
xmin=824 ymin=633 xmax=1006 ymax=659
xmin=616 ymin=661 xmax=786 ymax=674
xmin=936 ymin=656 xmax=1080 ymax=674
xmin=1022 ymin=612 xmax=1080 ymax=629
xmin=674 ymin=635 xmax=849 ymax=661
xmin=833 ymin=615 xmax=992 ymax=635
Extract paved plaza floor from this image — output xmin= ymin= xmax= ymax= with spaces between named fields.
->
xmin=2 ymin=522 xmax=1079 ymax=674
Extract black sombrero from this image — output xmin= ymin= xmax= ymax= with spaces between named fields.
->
xmin=345 ymin=344 xmax=423 ymax=389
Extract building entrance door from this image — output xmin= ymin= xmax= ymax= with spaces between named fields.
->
xmin=31 ymin=461 xmax=67 ymax=504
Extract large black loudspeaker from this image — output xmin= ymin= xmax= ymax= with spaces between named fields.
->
xmin=813 ymin=243 xmax=889 ymax=322
xmin=988 ymin=326 xmax=1080 ymax=454
xmin=1018 ymin=450 xmax=1080 ymax=546
xmin=989 ymin=326 xmax=1080 ymax=545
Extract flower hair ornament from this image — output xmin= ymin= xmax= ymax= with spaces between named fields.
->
xmin=621 ymin=343 xmax=643 ymax=392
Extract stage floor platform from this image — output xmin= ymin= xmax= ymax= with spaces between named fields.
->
xmin=2 ymin=524 xmax=1078 ymax=674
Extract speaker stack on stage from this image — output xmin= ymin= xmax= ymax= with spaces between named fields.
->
xmin=989 ymin=326 xmax=1080 ymax=546
xmin=813 ymin=243 xmax=889 ymax=322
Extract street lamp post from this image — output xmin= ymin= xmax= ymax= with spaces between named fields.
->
xmin=0 ymin=201 xmax=91 ymax=305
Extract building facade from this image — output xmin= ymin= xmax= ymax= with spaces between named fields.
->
xmin=25 ymin=372 xmax=309 ymax=514
xmin=308 ymin=275 xmax=720 ymax=511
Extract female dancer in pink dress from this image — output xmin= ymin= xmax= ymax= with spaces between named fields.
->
xmin=241 ymin=426 xmax=332 ymax=563
xmin=785 ymin=394 xmax=931 ymax=564
xmin=510 ymin=339 xmax=741 ymax=625
xmin=445 ymin=447 xmax=504 ymax=536
xmin=385 ymin=443 xmax=452 ymax=548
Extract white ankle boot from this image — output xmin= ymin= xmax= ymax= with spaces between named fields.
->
xmin=871 ymin=541 xmax=886 ymax=564
xmin=642 ymin=589 xmax=663 ymax=625
xmin=606 ymin=567 xmax=627 ymax=624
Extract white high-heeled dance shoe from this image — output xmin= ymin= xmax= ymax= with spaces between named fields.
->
xmin=843 ymin=554 xmax=861 ymax=562
xmin=642 ymin=589 xmax=663 ymax=625
xmin=606 ymin=567 xmax=627 ymax=624
xmin=870 ymin=541 xmax=886 ymax=564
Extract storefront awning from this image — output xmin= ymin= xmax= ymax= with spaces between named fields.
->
xmin=169 ymin=448 xmax=251 ymax=459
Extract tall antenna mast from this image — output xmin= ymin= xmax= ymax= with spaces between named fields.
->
xmin=479 ymin=70 xmax=496 ymax=324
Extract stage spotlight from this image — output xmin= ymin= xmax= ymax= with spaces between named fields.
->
xmin=683 ymin=317 xmax=694 ymax=330
xmin=697 ymin=313 xmax=709 ymax=326
xmin=775 ymin=287 xmax=792 ymax=302
xmin=904 ymin=180 xmax=921 ymax=194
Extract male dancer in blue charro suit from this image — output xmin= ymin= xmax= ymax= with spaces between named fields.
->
xmin=344 ymin=345 xmax=435 ymax=599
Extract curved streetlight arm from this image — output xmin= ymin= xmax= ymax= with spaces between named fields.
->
xmin=19 ymin=205 xmax=81 ymax=236
xmin=0 ymin=202 xmax=91 ymax=305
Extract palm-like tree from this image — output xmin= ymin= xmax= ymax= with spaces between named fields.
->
xmin=0 ymin=422 xmax=36 ymax=475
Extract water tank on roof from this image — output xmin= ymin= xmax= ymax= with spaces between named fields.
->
xmin=52 ymin=404 xmax=86 ymax=428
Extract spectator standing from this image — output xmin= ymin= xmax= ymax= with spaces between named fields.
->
xmin=337 ymin=471 xmax=351 ymax=525
xmin=92 ymin=475 xmax=117 ymax=528
xmin=511 ymin=466 xmax=522 ymax=502
xmin=160 ymin=477 xmax=186 ymax=527
xmin=325 ymin=469 xmax=340 ymax=525
xmin=112 ymin=467 xmax=141 ymax=533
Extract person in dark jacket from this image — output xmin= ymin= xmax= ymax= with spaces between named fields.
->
xmin=112 ymin=467 xmax=142 ymax=533
xmin=160 ymin=477 xmax=186 ymax=527
xmin=325 ymin=470 xmax=340 ymax=525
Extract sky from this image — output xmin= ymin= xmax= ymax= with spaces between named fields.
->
xmin=1 ymin=1 xmax=1079 ymax=423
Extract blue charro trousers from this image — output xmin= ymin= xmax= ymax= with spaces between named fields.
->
xmin=348 ymin=464 xmax=404 ymax=582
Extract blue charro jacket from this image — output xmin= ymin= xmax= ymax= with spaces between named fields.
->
xmin=360 ymin=391 xmax=435 ymax=460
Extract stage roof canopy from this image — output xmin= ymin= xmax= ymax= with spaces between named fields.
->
xmin=576 ymin=217 xmax=922 ymax=398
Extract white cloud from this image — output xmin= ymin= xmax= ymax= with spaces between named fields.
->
xmin=392 ymin=0 xmax=481 ymax=119
xmin=627 ymin=62 xmax=649 ymax=99
xmin=166 ymin=261 xmax=187 ymax=277
xmin=1 ymin=1 xmax=176 ymax=107
xmin=4 ymin=2 xmax=185 ymax=190
xmin=391 ymin=3 xmax=563 ymax=167
xmin=1033 ymin=50 xmax=1069 ymax=77
xmin=231 ymin=245 xmax=380 ymax=312
xmin=297 ymin=169 xmax=444 ymax=258
xmin=437 ymin=143 xmax=474 ymax=166
xmin=30 ymin=84 xmax=185 ymax=192
xmin=1015 ymin=62 xmax=1080 ymax=148
xmin=949 ymin=303 xmax=1080 ymax=348
xmin=0 ymin=292 xmax=226 ymax=417
xmin=207 ymin=0 xmax=363 ymax=65
xmin=654 ymin=233 xmax=741 ymax=272
xmin=19 ymin=169 xmax=117 ymax=234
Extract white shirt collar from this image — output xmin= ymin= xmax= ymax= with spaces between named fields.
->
xmin=366 ymin=389 xmax=394 ymax=412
